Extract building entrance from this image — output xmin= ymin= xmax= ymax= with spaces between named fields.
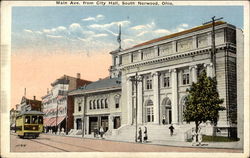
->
xmin=113 ymin=116 xmax=121 ymax=129
xmin=89 ymin=117 xmax=98 ymax=134
xmin=161 ymin=97 xmax=172 ymax=125
xmin=76 ymin=118 xmax=82 ymax=130
xmin=101 ymin=116 xmax=108 ymax=132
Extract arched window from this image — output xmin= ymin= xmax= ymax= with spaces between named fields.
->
xmin=89 ymin=100 xmax=92 ymax=110
xmin=114 ymin=95 xmax=120 ymax=108
xmin=105 ymin=99 xmax=108 ymax=108
xmin=101 ymin=99 xmax=104 ymax=109
xmin=97 ymin=99 xmax=100 ymax=109
xmin=93 ymin=100 xmax=96 ymax=109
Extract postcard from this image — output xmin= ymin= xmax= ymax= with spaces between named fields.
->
xmin=1 ymin=1 xmax=249 ymax=158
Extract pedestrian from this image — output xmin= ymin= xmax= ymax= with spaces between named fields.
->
xmin=198 ymin=128 xmax=202 ymax=146
xmin=162 ymin=115 xmax=166 ymax=125
xmin=169 ymin=124 xmax=174 ymax=136
xmin=100 ymin=126 xmax=104 ymax=139
xmin=191 ymin=128 xmax=197 ymax=146
xmin=138 ymin=127 xmax=142 ymax=143
xmin=143 ymin=126 xmax=148 ymax=143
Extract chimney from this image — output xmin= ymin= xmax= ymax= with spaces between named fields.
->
xmin=77 ymin=73 xmax=81 ymax=79
xmin=33 ymin=96 xmax=36 ymax=100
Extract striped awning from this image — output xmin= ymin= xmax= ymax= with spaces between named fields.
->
xmin=50 ymin=116 xmax=66 ymax=126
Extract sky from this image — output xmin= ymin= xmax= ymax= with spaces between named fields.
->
xmin=11 ymin=6 xmax=243 ymax=108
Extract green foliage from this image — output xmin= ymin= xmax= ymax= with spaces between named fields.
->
xmin=202 ymin=135 xmax=239 ymax=142
xmin=183 ymin=71 xmax=224 ymax=128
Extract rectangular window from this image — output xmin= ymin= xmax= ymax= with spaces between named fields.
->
xmin=183 ymin=73 xmax=190 ymax=85
xmin=146 ymin=76 xmax=152 ymax=90
xmin=31 ymin=116 xmax=38 ymax=124
xmin=163 ymin=75 xmax=170 ymax=88
xmin=78 ymin=105 xmax=81 ymax=112
xmin=25 ymin=116 xmax=31 ymax=124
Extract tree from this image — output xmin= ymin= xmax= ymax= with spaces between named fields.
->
xmin=183 ymin=71 xmax=224 ymax=138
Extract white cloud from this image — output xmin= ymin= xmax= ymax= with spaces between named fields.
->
xmin=57 ymin=26 xmax=67 ymax=31
xmin=154 ymin=29 xmax=171 ymax=34
xmin=69 ymin=23 xmax=82 ymax=30
xmin=130 ymin=25 xmax=146 ymax=30
xmin=137 ymin=31 xmax=148 ymax=37
xmin=46 ymin=35 xmax=63 ymax=38
xmin=93 ymin=33 xmax=108 ymax=37
xmin=82 ymin=14 xmax=105 ymax=22
xmin=89 ymin=20 xmax=130 ymax=29
xmin=180 ymin=23 xmax=189 ymax=28
xmin=82 ymin=17 xmax=96 ymax=21
xmin=35 ymin=31 xmax=43 ymax=34
xmin=96 ymin=14 xmax=104 ymax=19
xmin=130 ymin=21 xmax=156 ymax=32
xmin=24 ymin=29 xmax=33 ymax=33
xmin=124 ymin=39 xmax=134 ymax=42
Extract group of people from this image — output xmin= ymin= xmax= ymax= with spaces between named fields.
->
xmin=94 ymin=126 xmax=105 ymax=139
xmin=138 ymin=126 xmax=148 ymax=143
xmin=191 ymin=127 xmax=203 ymax=146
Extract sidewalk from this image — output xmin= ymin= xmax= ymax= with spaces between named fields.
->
xmin=42 ymin=133 xmax=243 ymax=150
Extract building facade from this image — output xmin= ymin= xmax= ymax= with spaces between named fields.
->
xmin=19 ymin=96 xmax=42 ymax=112
xmin=42 ymin=74 xmax=91 ymax=134
xmin=109 ymin=21 xmax=240 ymax=136
xmin=68 ymin=77 xmax=121 ymax=136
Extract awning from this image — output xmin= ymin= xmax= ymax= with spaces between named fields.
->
xmin=50 ymin=116 xmax=66 ymax=126
xmin=43 ymin=117 xmax=51 ymax=126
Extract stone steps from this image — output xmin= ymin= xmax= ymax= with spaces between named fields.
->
xmin=106 ymin=124 xmax=194 ymax=142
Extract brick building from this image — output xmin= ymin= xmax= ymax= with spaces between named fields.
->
xmin=42 ymin=73 xmax=91 ymax=134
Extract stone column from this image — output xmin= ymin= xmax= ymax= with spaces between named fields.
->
xmin=171 ymin=69 xmax=178 ymax=124
xmin=153 ymin=72 xmax=160 ymax=124
xmin=205 ymin=63 xmax=214 ymax=77
xmin=138 ymin=77 xmax=143 ymax=124
xmin=74 ymin=118 xmax=77 ymax=129
xmin=127 ymin=77 xmax=133 ymax=125
xmin=190 ymin=65 xmax=198 ymax=83
xmin=86 ymin=116 xmax=89 ymax=135
xmin=109 ymin=115 xmax=113 ymax=130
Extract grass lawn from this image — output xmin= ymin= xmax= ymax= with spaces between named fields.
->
xmin=187 ymin=135 xmax=239 ymax=142
xmin=202 ymin=135 xmax=239 ymax=142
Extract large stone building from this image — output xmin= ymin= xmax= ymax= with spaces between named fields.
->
xmin=70 ymin=21 xmax=243 ymax=141
xmin=42 ymin=74 xmax=91 ymax=134
xmin=109 ymin=21 xmax=242 ymax=140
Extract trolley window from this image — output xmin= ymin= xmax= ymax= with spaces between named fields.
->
xmin=25 ymin=116 xmax=31 ymax=124
xmin=38 ymin=116 xmax=43 ymax=124
xmin=32 ymin=116 xmax=38 ymax=124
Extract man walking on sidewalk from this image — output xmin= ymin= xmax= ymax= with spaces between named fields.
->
xmin=169 ymin=124 xmax=174 ymax=136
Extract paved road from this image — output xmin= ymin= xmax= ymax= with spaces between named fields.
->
xmin=11 ymin=133 xmax=242 ymax=152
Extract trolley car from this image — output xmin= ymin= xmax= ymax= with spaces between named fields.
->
xmin=16 ymin=110 xmax=44 ymax=138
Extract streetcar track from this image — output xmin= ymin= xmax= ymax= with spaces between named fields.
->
xmin=37 ymin=137 xmax=103 ymax=152
xmin=28 ymin=139 xmax=69 ymax=152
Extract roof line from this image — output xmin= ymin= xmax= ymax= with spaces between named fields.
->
xmin=125 ymin=21 xmax=226 ymax=51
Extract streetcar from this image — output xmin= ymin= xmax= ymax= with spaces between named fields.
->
xmin=16 ymin=110 xmax=44 ymax=138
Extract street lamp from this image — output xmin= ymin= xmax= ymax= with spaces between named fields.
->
xmin=129 ymin=72 xmax=143 ymax=142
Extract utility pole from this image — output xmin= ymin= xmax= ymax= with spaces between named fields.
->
xmin=203 ymin=16 xmax=223 ymax=76
xmin=130 ymin=72 xmax=143 ymax=142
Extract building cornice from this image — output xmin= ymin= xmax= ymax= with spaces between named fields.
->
xmin=120 ymin=43 xmax=236 ymax=71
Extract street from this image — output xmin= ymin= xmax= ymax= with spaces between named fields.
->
xmin=11 ymin=133 xmax=242 ymax=152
